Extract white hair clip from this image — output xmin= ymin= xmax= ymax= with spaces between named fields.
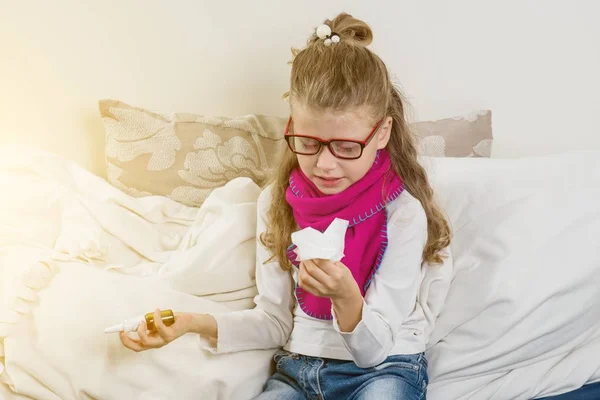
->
xmin=316 ymin=24 xmax=340 ymax=46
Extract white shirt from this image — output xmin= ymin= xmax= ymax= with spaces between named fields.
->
xmin=203 ymin=185 xmax=445 ymax=368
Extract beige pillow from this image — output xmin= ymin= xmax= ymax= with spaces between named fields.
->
xmin=100 ymin=99 xmax=287 ymax=206
xmin=412 ymin=110 xmax=493 ymax=158
xmin=99 ymin=100 xmax=492 ymax=207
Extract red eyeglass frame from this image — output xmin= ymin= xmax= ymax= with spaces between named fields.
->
xmin=283 ymin=116 xmax=384 ymax=160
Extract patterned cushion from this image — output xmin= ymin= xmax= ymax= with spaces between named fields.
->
xmin=100 ymin=99 xmax=286 ymax=206
xmin=412 ymin=110 xmax=493 ymax=158
xmin=99 ymin=99 xmax=492 ymax=207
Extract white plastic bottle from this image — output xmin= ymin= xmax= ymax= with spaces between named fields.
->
xmin=104 ymin=315 xmax=145 ymax=333
xmin=104 ymin=309 xmax=175 ymax=333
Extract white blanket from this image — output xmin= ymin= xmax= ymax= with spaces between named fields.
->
xmin=422 ymin=151 xmax=600 ymax=399
xmin=0 ymin=146 xmax=274 ymax=400
xmin=2 ymin=146 xmax=599 ymax=400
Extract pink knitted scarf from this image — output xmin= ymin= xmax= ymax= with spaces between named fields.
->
xmin=285 ymin=150 xmax=404 ymax=320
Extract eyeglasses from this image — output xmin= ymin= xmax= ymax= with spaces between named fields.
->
xmin=284 ymin=116 xmax=383 ymax=160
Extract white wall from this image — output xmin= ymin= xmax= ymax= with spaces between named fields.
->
xmin=1 ymin=0 xmax=599 ymax=177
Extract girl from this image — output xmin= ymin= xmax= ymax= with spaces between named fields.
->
xmin=120 ymin=13 xmax=452 ymax=400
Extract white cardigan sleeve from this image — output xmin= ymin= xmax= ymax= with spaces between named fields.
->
xmin=331 ymin=192 xmax=428 ymax=368
xmin=200 ymin=186 xmax=295 ymax=353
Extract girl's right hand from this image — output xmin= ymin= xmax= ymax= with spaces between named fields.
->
xmin=119 ymin=309 xmax=195 ymax=352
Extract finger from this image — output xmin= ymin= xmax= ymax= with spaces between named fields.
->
xmin=119 ymin=331 xmax=147 ymax=352
xmin=314 ymin=259 xmax=341 ymax=275
xmin=137 ymin=319 xmax=166 ymax=348
xmin=334 ymin=261 xmax=350 ymax=271
xmin=319 ymin=259 xmax=350 ymax=282
xmin=304 ymin=259 xmax=334 ymax=287
xmin=153 ymin=308 xmax=174 ymax=342
xmin=299 ymin=263 xmax=328 ymax=296
xmin=297 ymin=269 xmax=318 ymax=295
xmin=303 ymin=259 xmax=332 ymax=282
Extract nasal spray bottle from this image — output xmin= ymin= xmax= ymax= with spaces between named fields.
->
xmin=104 ymin=309 xmax=175 ymax=334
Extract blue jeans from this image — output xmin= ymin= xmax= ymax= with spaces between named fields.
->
xmin=536 ymin=382 xmax=600 ymax=399
xmin=253 ymin=350 xmax=428 ymax=400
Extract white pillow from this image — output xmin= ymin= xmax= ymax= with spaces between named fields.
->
xmin=422 ymin=151 xmax=600 ymax=400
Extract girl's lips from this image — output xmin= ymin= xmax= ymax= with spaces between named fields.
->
xmin=315 ymin=176 xmax=343 ymax=187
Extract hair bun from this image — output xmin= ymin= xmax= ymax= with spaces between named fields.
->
xmin=327 ymin=12 xmax=373 ymax=46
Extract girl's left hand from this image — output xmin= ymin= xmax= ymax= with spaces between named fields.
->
xmin=298 ymin=259 xmax=359 ymax=301
xmin=119 ymin=309 xmax=194 ymax=352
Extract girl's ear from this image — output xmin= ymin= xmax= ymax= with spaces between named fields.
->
xmin=376 ymin=116 xmax=393 ymax=150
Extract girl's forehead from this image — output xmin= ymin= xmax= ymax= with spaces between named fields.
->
xmin=291 ymin=106 xmax=373 ymax=135
xmin=292 ymin=104 xmax=369 ymax=121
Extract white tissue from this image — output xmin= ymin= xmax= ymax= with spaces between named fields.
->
xmin=291 ymin=218 xmax=349 ymax=262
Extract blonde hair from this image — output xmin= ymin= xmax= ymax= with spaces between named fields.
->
xmin=261 ymin=13 xmax=452 ymax=271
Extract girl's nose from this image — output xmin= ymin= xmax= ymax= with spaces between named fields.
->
xmin=316 ymin=145 xmax=338 ymax=171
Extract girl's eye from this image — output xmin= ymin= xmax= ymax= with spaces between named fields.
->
xmin=333 ymin=142 xmax=360 ymax=154
xmin=301 ymin=142 xmax=318 ymax=149
xmin=296 ymin=138 xmax=319 ymax=151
